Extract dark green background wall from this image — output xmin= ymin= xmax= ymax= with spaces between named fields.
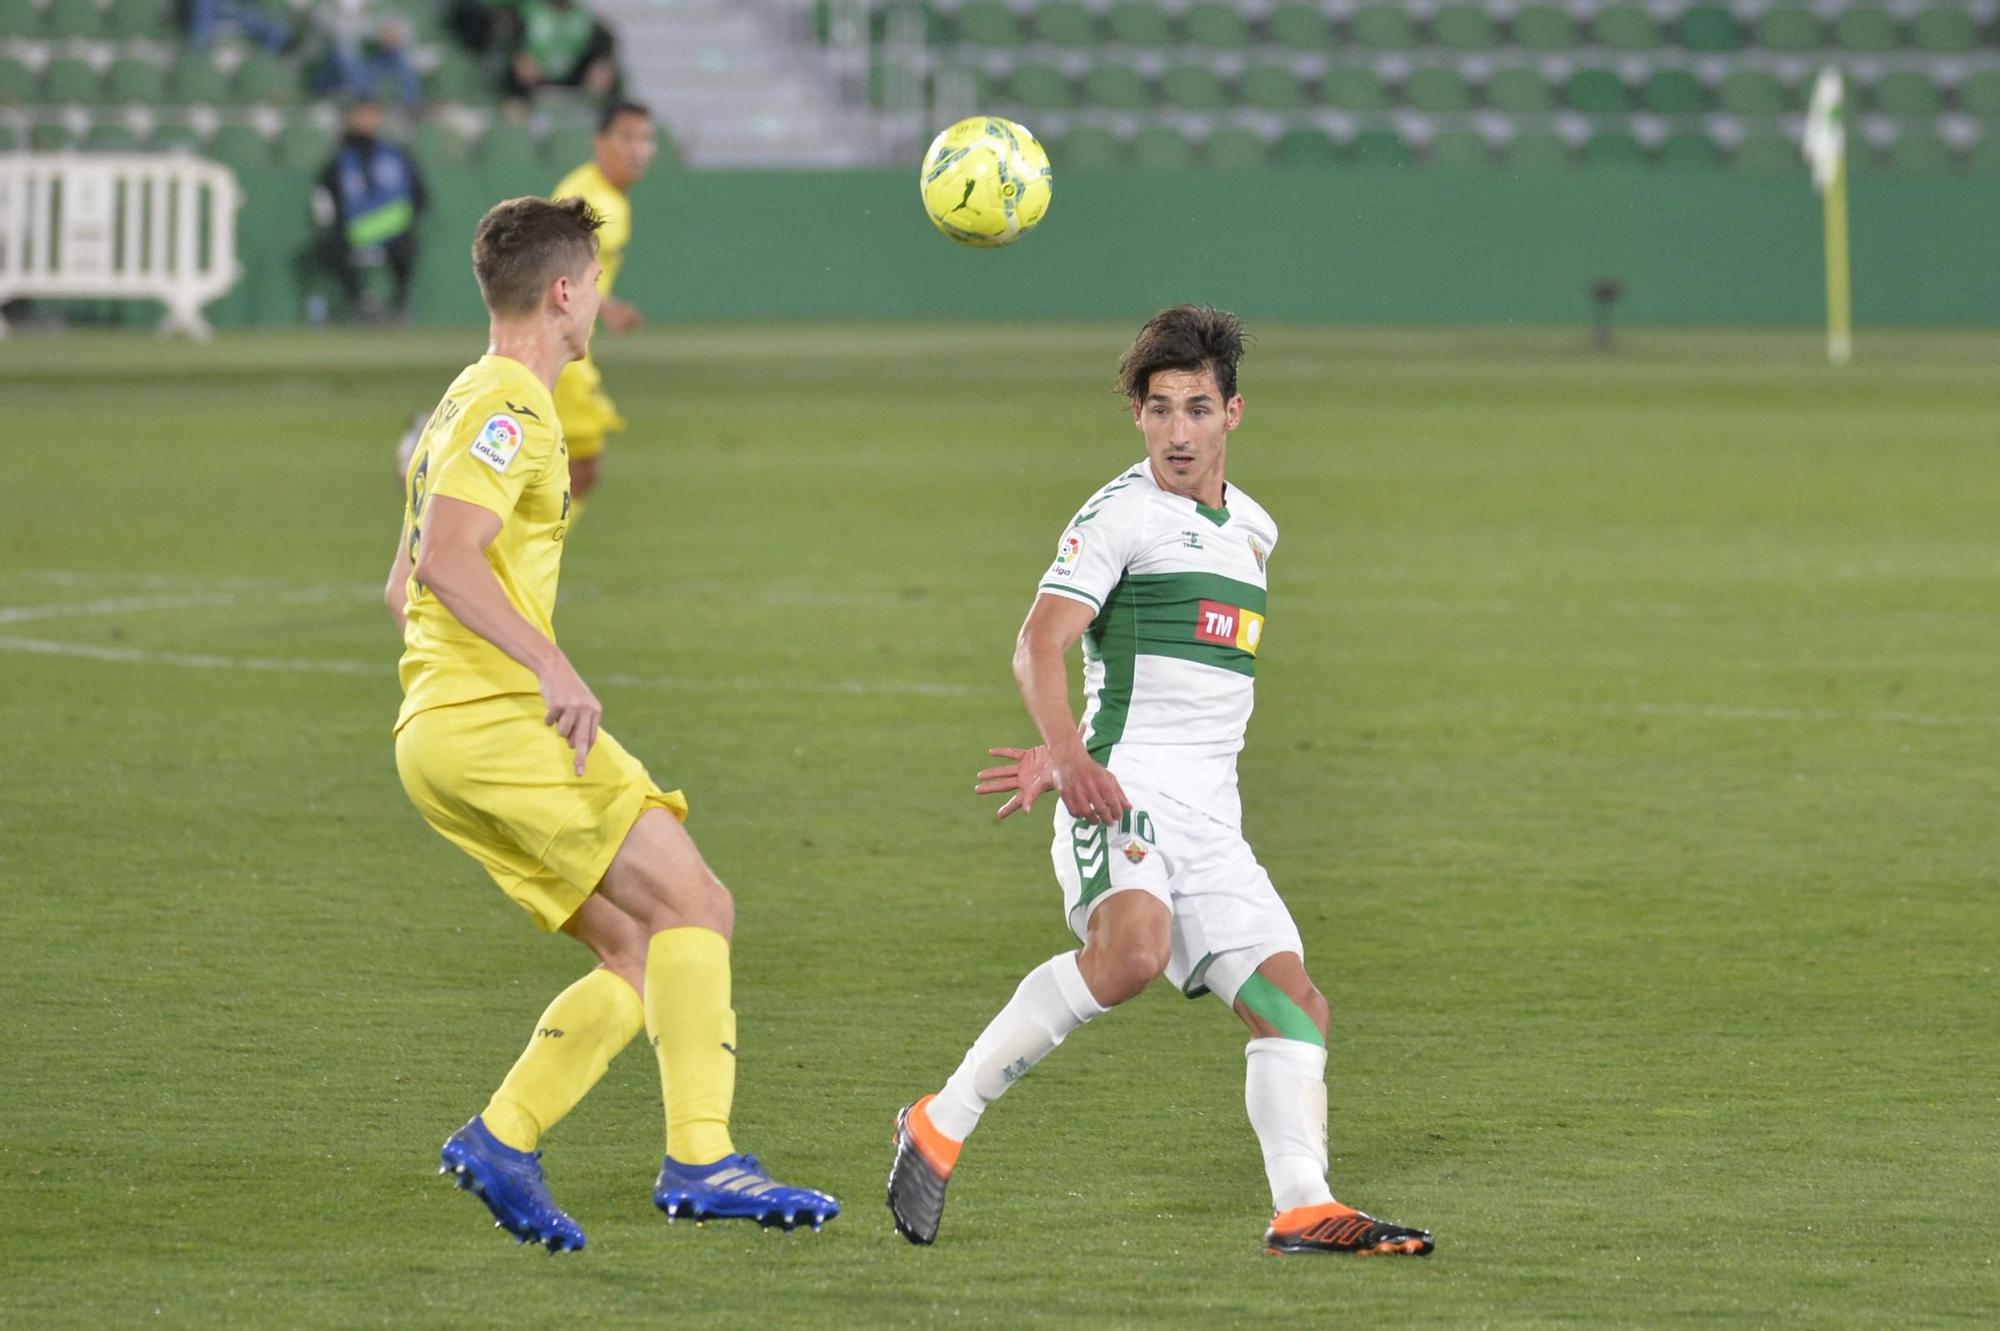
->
xmin=209 ymin=166 xmax=2000 ymax=328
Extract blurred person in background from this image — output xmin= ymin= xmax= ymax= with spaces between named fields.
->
xmin=313 ymin=0 xmax=423 ymax=108
xmin=311 ymin=98 xmax=428 ymax=323
xmin=504 ymin=0 xmax=620 ymax=103
xmin=182 ymin=0 xmax=293 ymax=51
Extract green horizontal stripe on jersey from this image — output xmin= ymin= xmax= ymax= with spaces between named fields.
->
xmin=1084 ymin=569 xmax=1261 ymax=757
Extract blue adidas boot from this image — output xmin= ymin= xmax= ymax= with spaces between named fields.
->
xmin=438 ymin=1116 xmax=586 ymax=1253
xmin=654 ymin=1153 xmax=840 ymax=1231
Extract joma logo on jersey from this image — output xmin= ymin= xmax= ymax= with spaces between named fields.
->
xmin=1195 ymin=600 xmax=1265 ymax=655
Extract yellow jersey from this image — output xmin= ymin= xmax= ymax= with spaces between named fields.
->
xmin=551 ymin=161 xmax=630 ymax=297
xmin=396 ymin=354 xmax=570 ymax=730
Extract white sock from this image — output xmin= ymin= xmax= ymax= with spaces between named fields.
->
xmin=1245 ymin=1036 xmax=1335 ymax=1212
xmin=928 ymin=952 xmax=1106 ymax=1142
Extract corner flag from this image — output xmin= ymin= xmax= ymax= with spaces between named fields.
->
xmin=1803 ymin=68 xmax=1851 ymax=365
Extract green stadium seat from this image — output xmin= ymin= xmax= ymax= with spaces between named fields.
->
xmin=1657 ymin=132 xmax=1724 ymax=169
xmin=1322 ymin=65 xmax=1389 ymax=111
xmin=1888 ymin=133 xmax=1957 ymax=175
xmin=207 ymin=123 xmax=270 ymax=169
xmin=1274 ymin=125 xmax=1339 ymax=167
xmin=0 ymin=0 xmax=44 ymax=37
xmin=1349 ymin=128 xmax=1410 ymax=167
xmin=102 ymin=57 xmax=165 ymax=106
xmin=1427 ymin=129 xmax=1492 ymax=169
xmin=1082 ymin=62 xmax=1150 ymax=111
xmin=41 ymin=56 xmax=101 ymax=104
xmin=1913 ymin=7 xmax=1976 ymax=53
xmin=1349 ymin=5 xmax=1418 ymax=50
xmin=1510 ymin=5 xmax=1577 ymax=51
xmin=541 ymin=123 xmax=598 ymax=169
xmin=1731 ymin=135 xmax=1800 ymax=174
xmin=1504 ymin=131 xmax=1571 ymax=171
xmin=952 ymin=0 xmax=1020 ymax=46
xmin=1203 ymin=126 xmax=1269 ymax=170
xmin=1754 ymin=7 xmax=1822 ymax=52
xmin=1675 ymin=6 xmax=1743 ymax=51
xmin=1105 ymin=2 xmax=1174 ymax=48
xmin=1959 ymin=70 xmax=2000 ymax=116
xmin=1717 ymin=69 xmax=1789 ymax=115
xmin=1590 ymin=5 xmax=1660 ymax=51
xmin=1266 ymin=3 xmax=1332 ymax=50
xmin=1484 ymin=67 xmax=1555 ymax=113
xmin=412 ymin=118 xmax=469 ymax=168
xmin=425 ymin=50 xmax=491 ymax=104
xmin=30 ymin=122 xmax=75 ymax=151
xmin=1183 ymin=2 xmax=1250 ymax=49
xmin=1403 ymin=67 xmax=1473 ymax=113
xmin=1032 ymin=1 xmax=1096 ymax=48
xmin=45 ymin=0 xmax=106 ymax=40
xmin=83 ymin=121 xmax=143 ymax=151
xmin=479 ymin=122 xmax=540 ymax=171
xmin=1158 ymin=64 xmax=1227 ymax=111
xmin=0 ymin=123 xmax=15 ymax=150
xmin=1239 ymin=64 xmax=1308 ymax=112
xmin=1641 ymin=69 xmax=1707 ymax=116
xmin=1007 ymin=63 xmax=1075 ymax=111
xmin=1565 ymin=69 xmax=1630 ymax=114
xmin=233 ymin=52 xmax=301 ymax=107
xmin=1872 ymin=70 xmax=1942 ymax=117
xmin=1053 ymin=124 xmax=1122 ymax=170
xmin=1430 ymin=4 xmax=1498 ymax=50
xmin=106 ymin=0 xmax=168 ymax=38
xmin=275 ymin=121 xmax=332 ymax=169
xmin=1832 ymin=8 xmax=1901 ymax=53
xmin=1583 ymin=131 xmax=1646 ymax=167
xmin=1967 ymin=134 xmax=2000 ymax=174
xmin=167 ymin=50 xmax=231 ymax=103
xmin=867 ymin=3 xmax=946 ymax=46
xmin=0 ymin=55 xmax=35 ymax=104
xmin=148 ymin=122 xmax=205 ymax=153
xmin=1130 ymin=125 xmax=1194 ymax=170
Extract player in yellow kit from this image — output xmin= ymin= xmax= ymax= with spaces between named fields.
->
xmin=548 ymin=100 xmax=657 ymax=516
xmin=386 ymin=195 xmax=837 ymax=1253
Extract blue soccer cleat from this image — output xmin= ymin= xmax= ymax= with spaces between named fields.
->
xmin=438 ymin=1116 xmax=586 ymax=1254
xmin=654 ymin=1153 xmax=841 ymax=1232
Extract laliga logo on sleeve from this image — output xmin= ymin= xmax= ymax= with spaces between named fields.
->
xmin=470 ymin=413 xmax=524 ymax=474
xmin=1052 ymin=529 xmax=1083 ymax=578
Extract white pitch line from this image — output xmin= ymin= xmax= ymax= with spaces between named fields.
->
xmin=1581 ymin=700 xmax=2000 ymax=731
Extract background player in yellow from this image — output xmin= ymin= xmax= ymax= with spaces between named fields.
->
xmin=385 ymin=194 xmax=837 ymax=1253
xmin=549 ymin=100 xmax=657 ymax=517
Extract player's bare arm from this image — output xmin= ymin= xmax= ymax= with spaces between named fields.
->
xmin=1013 ymin=593 xmax=1130 ymax=825
xmin=415 ymin=493 xmax=601 ymax=774
xmin=600 ymin=297 xmax=642 ymax=333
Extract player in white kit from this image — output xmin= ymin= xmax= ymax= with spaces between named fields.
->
xmin=886 ymin=306 xmax=1434 ymax=1257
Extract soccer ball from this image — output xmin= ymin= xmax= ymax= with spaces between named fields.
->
xmin=919 ymin=116 xmax=1053 ymax=248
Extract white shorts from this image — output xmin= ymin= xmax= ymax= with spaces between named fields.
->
xmin=1049 ymin=783 xmax=1304 ymax=1000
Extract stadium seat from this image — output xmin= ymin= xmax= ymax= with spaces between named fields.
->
xmin=412 ymin=118 xmax=469 ymax=167
xmin=234 ymin=52 xmax=302 ymax=107
xmin=1203 ymin=126 xmax=1269 ymax=170
xmin=1349 ymin=5 xmax=1418 ymax=50
xmin=1872 ymin=70 xmax=1942 ymax=117
xmin=1966 ymin=134 xmax=2000 ymax=174
xmin=1583 ymin=131 xmax=1647 ymax=167
xmin=83 ymin=121 xmax=143 ymax=151
xmin=276 ymin=121 xmax=332 ymax=170
xmin=1274 ymin=126 xmax=1339 ymax=167
xmin=1158 ymin=64 xmax=1227 ymax=112
xmin=1054 ymin=125 xmax=1122 ymax=170
xmin=1404 ymin=67 xmax=1473 ymax=113
xmin=479 ymin=122 xmax=541 ymax=171
xmin=45 ymin=0 xmax=106 ymax=40
xmin=207 ymin=123 xmax=271 ymax=169
xmin=1032 ymin=1 xmax=1096 ymax=47
xmin=30 ymin=122 xmax=74 ymax=151
xmin=40 ymin=56 xmax=101 ymax=105
xmin=1427 ymin=129 xmax=1492 ymax=169
xmin=1912 ymin=7 xmax=1976 ymax=53
xmin=1183 ymin=2 xmax=1251 ymax=49
xmin=1959 ymin=70 xmax=2000 ymax=116
xmin=1240 ymin=64 xmax=1309 ymax=112
xmin=1430 ymin=4 xmax=1499 ymax=50
xmin=425 ymin=51 xmax=491 ymax=104
xmin=148 ymin=122 xmax=204 ymax=153
xmin=1731 ymin=135 xmax=1800 ymax=174
xmin=1007 ymin=63 xmax=1076 ymax=111
xmin=1105 ymin=2 xmax=1174 ymax=48
xmin=1565 ymin=69 xmax=1630 ymax=114
xmin=1641 ymin=69 xmax=1707 ymax=115
xmin=1675 ymin=6 xmax=1743 ymax=51
xmin=1266 ymin=2 xmax=1332 ymax=50
xmin=1657 ymin=132 xmax=1724 ymax=169
xmin=1504 ymin=132 xmax=1571 ymax=171
xmin=1130 ymin=125 xmax=1195 ymax=170
xmin=1888 ymin=133 xmax=1957 ymax=175
xmin=1349 ymin=128 xmax=1410 ymax=167
xmin=167 ymin=50 xmax=231 ymax=103
xmin=541 ymin=123 xmax=598 ymax=169
xmin=1832 ymin=8 xmax=1901 ymax=53
xmin=103 ymin=57 xmax=166 ymax=107
xmin=1082 ymin=62 xmax=1150 ymax=111
xmin=952 ymin=0 xmax=1020 ymax=46
xmin=0 ymin=55 xmax=35 ymax=103
xmin=0 ymin=0 xmax=43 ymax=37
xmin=1485 ymin=67 xmax=1555 ymax=113
xmin=1718 ymin=69 xmax=1789 ymax=115
xmin=1591 ymin=5 xmax=1660 ymax=51
xmin=1754 ymin=7 xmax=1822 ymax=52
xmin=1510 ymin=5 xmax=1578 ymax=50
xmin=106 ymin=0 xmax=168 ymax=39
xmin=0 ymin=123 xmax=15 ymax=151
xmin=1322 ymin=65 xmax=1390 ymax=111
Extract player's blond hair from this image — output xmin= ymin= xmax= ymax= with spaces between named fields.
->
xmin=470 ymin=195 xmax=604 ymax=316
xmin=1117 ymin=305 xmax=1248 ymax=402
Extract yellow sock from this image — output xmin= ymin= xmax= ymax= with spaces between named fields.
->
xmin=644 ymin=927 xmax=737 ymax=1165
xmin=483 ymin=968 xmax=644 ymax=1152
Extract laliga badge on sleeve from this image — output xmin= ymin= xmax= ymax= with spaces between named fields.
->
xmin=470 ymin=413 xmax=525 ymax=474
xmin=1051 ymin=528 xmax=1084 ymax=579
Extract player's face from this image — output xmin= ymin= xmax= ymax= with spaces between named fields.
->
xmin=1133 ymin=366 xmax=1242 ymax=507
xmin=560 ymin=256 xmax=604 ymax=359
xmin=596 ymin=114 xmax=657 ymax=190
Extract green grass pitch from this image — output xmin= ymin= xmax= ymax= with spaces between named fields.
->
xmin=2 ymin=325 xmax=1995 ymax=1327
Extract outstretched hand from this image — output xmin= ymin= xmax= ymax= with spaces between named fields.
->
xmin=974 ymin=745 xmax=1058 ymax=820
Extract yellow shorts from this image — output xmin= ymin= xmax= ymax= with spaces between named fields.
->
xmin=395 ymin=693 xmax=688 ymax=931
xmin=553 ymin=356 xmax=625 ymax=462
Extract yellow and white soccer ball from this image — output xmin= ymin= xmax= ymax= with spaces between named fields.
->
xmin=919 ymin=116 xmax=1053 ymax=248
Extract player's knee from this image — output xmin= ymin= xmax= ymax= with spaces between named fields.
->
xmin=1299 ymin=984 xmax=1330 ymax=1040
xmin=1083 ymin=938 xmax=1169 ymax=1006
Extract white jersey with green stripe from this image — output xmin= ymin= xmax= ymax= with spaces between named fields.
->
xmin=1037 ymin=460 xmax=1277 ymax=825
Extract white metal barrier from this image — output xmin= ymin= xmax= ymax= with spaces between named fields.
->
xmin=0 ymin=153 xmax=244 ymax=339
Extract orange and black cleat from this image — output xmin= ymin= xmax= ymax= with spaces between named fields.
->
xmin=1264 ymin=1202 xmax=1435 ymax=1257
xmin=886 ymin=1095 xmax=962 ymax=1245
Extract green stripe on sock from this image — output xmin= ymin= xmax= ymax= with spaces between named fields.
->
xmin=1236 ymin=974 xmax=1324 ymax=1046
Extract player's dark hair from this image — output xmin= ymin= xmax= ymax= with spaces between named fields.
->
xmin=598 ymin=100 xmax=652 ymax=134
xmin=470 ymin=195 xmax=604 ymax=316
xmin=1117 ymin=305 xmax=1248 ymax=402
